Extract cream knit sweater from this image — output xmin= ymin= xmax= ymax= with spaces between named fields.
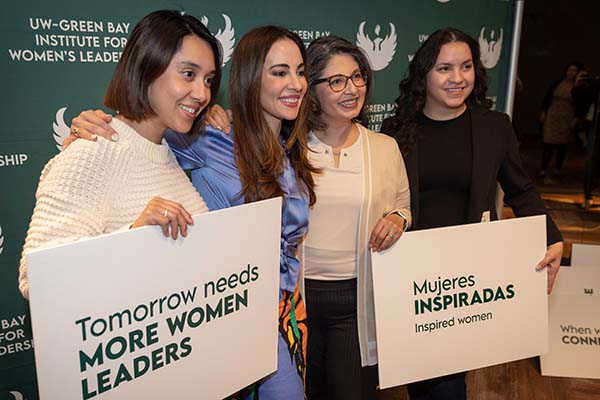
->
xmin=18 ymin=118 xmax=208 ymax=298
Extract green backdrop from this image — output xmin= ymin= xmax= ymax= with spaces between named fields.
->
xmin=0 ymin=1 xmax=516 ymax=398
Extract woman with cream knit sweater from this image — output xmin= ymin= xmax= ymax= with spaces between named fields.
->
xmin=18 ymin=11 xmax=221 ymax=299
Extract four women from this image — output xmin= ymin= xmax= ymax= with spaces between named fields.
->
xmin=25 ymin=14 xmax=563 ymax=400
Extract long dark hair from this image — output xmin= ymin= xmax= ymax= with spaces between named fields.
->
xmin=385 ymin=27 xmax=492 ymax=154
xmin=105 ymin=10 xmax=222 ymax=132
xmin=306 ymin=35 xmax=373 ymax=131
xmin=229 ymin=26 xmax=317 ymax=206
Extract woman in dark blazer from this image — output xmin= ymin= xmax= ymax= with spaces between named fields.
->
xmin=381 ymin=27 xmax=563 ymax=400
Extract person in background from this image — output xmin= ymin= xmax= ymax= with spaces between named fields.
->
xmin=18 ymin=10 xmax=220 ymax=299
xmin=380 ymin=27 xmax=563 ymax=400
xmin=572 ymin=69 xmax=600 ymax=208
xmin=539 ymin=61 xmax=583 ymax=182
xmin=69 ymin=26 xmax=316 ymax=400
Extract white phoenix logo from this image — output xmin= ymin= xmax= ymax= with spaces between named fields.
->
xmin=52 ymin=107 xmax=70 ymax=151
xmin=0 ymin=225 xmax=4 ymax=255
xmin=201 ymin=14 xmax=235 ymax=66
xmin=356 ymin=22 xmax=397 ymax=71
xmin=479 ymin=27 xmax=503 ymax=69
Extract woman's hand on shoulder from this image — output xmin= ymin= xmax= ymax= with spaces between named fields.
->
xmin=131 ymin=197 xmax=195 ymax=240
xmin=204 ymin=104 xmax=232 ymax=134
xmin=369 ymin=213 xmax=405 ymax=252
xmin=66 ymin=110 xmax=118 ymax=149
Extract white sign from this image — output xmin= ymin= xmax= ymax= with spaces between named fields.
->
xmin=371 ymin=216 xmax=548 ymax=389
xmin=541 ymin=293 xmax=600 ymax=379
xmin=571 ymin=243 xmax=600 ymax=267
xmin=27 ymin=198 xmax=282 ymax=400
xmin=551 ymin=265 xmax=600 ymax=296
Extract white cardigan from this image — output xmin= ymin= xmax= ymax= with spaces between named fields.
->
xmin=302 ymin=123 xmax=411 ymax=366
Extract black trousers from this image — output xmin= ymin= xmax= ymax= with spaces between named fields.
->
xmin=541 ymin=143 xmax=568 ymax=171
xmin=305 ymin=278 xmax=378 ymax=400
xmin=407 ymin=372 xmax=467 ymax=400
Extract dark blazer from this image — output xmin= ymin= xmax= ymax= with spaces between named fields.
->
xmin=381 ymin=104 xmax=563 ymax=245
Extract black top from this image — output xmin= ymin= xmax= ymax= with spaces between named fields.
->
xmin=418 ymin=110 xmax=472 ymax=229
xmin=380 ymin=104 xmax=563 ymax=245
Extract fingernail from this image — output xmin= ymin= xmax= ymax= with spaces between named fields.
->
xmin=91 ymin=134 xmax=98 ymax=141
xmin=111 ymin=133 xmax=120 ymax=141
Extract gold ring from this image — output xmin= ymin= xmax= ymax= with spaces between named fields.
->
xmin=72 ymin=126 xmax=80 ymax=136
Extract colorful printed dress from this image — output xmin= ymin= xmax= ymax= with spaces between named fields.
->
xmin=165 ymin=126 xmax=308 ymax=400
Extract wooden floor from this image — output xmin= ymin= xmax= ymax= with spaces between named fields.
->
xmin=378 ymin=359 xmax=600 ymax=400
xmin=379 ymin=138 xmax=600 ymax=400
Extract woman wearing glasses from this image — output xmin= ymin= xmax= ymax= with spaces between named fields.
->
xmin=302 ymin=36 xmax=410 ymax=400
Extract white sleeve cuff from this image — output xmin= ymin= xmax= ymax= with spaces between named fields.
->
xmin=385 ymin=210 xmax=409 ymax=231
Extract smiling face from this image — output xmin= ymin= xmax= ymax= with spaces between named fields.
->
xmin=424 ymin=41 xmax=474 ymax=120
xmin=260 ymin=38 xmax=307 ymax=134
xmin=146 ymin=35 xmax=216 ymax=138
xmin=314 ymin=54 xmax=366 ymax=126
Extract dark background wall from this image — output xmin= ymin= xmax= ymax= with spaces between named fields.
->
xmin=513 ymin=0 xmax=600 ymax=137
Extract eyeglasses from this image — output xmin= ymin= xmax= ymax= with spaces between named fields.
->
xmin=312 ymin=70 xmax=367 ymax=92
